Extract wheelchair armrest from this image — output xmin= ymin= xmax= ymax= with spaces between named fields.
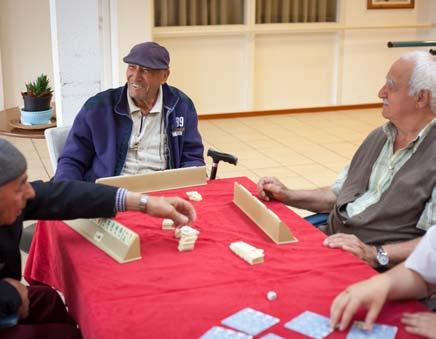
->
xmin=304 ymin=213 xmax=329 ymax=227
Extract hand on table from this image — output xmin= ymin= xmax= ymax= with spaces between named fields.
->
xmin=402 ymin=312 xmax=436 ymax=338
xmin=3 ymin=278 xmax=29 ymax=319
xmin=330 ymin=274 xmax=391 ymax=331
xmin=145 ymin=196 xmax=197 ymax=227
xmin=323 ymin=233 xmax=377 ymax=267
xmin=257 ymin=176 xmax=290 ymax=202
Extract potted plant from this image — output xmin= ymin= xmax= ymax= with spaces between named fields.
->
xmin=20 ymin=74 xmax=53 ymax=125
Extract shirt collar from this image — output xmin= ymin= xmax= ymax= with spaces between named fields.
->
xmin=127 ymin=85 xmax=163 ymax=115
xmin=383 ymin=119 xmax=436 ymax=152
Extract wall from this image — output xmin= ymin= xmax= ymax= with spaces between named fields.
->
xmin=0 ymin=0 xmax=435 ymax=116
xmin=144 ymin=0 xmax=435 ymax=114
xmin=340 ymin=0 xmax=433 ymax=104
xmin=116 ymin=0 xmax=152 ymax=87
xmin=0 ymin=0 xmax=54 ymax=109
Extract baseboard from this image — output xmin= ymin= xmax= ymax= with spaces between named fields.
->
xmin=198 ymin=103 xmax=382 ymax=120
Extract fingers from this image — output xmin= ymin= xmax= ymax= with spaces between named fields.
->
xmin=330 ymin=290 xmax=350 ymax=330
xmin=323 ymin=234 xmax=360 ymax=250
xmin=404 ymin=325 xmax=429 ymax=337
xmin=340 ymin=245 xmax=361 ymax=257
xmin=166 ymin=197 xmax=197 ymax=226
xmin=363 ymin=300 xmax=383 ymax=331
xmin=330 ymin=289 xmax=360 ymax=331
xmin=402 ymin=312 xmax=436 ymax=338
xmin=401 ymin=312 xmax=436 ymax=338
xmin=323 ymin=233 xmax=358 ymax=244
xmin=257 ymin=177 xmax=274 ymax=201
xmin=338 ymin=296 xmax=360 ymax=331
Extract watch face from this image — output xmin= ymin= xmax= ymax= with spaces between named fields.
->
xmin=377 ymin=252 xmax=389 ymax=266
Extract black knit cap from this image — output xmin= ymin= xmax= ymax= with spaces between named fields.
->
xmin=123 ymin=42 xmax=170 ymax=70
xmin=0 ymin=139 xmax=27 ymax=186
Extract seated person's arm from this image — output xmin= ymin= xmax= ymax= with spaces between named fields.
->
xmin=23 ymin=180 xmax=196 ymax=227
xmin=179 ymin=100 xmax=205 ymax=167
xmin=330 ymin=262 xmax=429 ymax=331
xmin=54 ymin=107 xmax=95 ymax=181
xmin=331 ymin=227 xmax=436 ymax=332
xmin=383 ymin=237 xmax=422 ymax=266
xmin=257 ymin=176 xmax=337 ymax=213
xmin=324 ymin=235 xmax=422 ymax=267
xmin=24 ymin=180 xmax=119 ymax=220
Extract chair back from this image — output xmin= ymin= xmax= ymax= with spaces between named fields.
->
xmin=44 ymin=126 xmax=70 ymax=172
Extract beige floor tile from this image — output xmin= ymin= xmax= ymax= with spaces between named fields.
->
xmin=280 ymin=175 xmax=318 ymax=190
xmin=294 ymin=145 xmax=349 ymax=163
xmin=234 ymin=132 xmax=270 ymax=142
xmin=216 ymin=169 xmax=254 ymax=180
xmin=322 ymin=142 xmax=359 ymax=159
xmin=40 ymin=157 xmax=55 ymax=177
xmin=261 ymin=148 xmax=314 ymax=166
xmin=252 ymin=166 xmax=298 ymax=178
xmin=208 ymin=142 xmax=254 ymax=155
xmin=240 ymin=116 xmax=275 ymax=127
xmin=239 ymin=154 xmax=281 ymax=169
xmin=249 ymin=138 xmax=287 ymax=150
xmin=322 ymin=161 xmax=348 ymax=173
xmin=301 ymin=133 xmax=345 ymax=144
xmin=234 ymin=149 xmax=264 ymax=161
xmin=288 ymin=164 xmax=338 ymax=187
xmin=215 ymin=160 xmax=246 ymax=172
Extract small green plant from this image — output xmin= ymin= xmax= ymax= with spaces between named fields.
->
xmin=23 ymin=74 xmax=53 ymax=97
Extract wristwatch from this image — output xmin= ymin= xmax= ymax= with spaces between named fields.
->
xmin=138 ymin=194 xmax=149 ymax=212
xmin=375 ymin=245 xmax=389 ymax=267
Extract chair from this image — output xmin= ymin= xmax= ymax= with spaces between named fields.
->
xmin=304 ymin=213 xmax=330 ymax=227
xmin=44 ymin=126 xmax=71 ymax=172
xmin=20 ymin=126 xmax=71 ymax=254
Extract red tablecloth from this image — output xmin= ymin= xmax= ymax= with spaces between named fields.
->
xmin=24 ymin=177 xmax=425 ymax=339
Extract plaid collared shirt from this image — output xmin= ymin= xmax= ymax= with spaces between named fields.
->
xmin=331 ymin=119 xmax=436 ymax=231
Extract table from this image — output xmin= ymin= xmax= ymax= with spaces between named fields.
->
xmin=0 ymin=107 xmax=55 ymax=138
xmin=24 ymin=177 xmax=425 ymax=339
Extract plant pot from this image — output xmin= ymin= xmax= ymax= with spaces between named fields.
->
xmin=20 ymin=108 xmax=53 ymax=125
xmin=22 ymin=93 xmax=52 ymax=111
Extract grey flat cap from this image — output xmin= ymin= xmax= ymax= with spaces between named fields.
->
xmin=0 ymin=139 xmax=27 ymax=186
xmin=123 ymin=42 xmax=170 ymax=70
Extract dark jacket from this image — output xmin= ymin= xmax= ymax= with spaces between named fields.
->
xmin=0 ymin=180 xmax=118 ymax=317
xmin=54 ymin=84 xmax=205 ymax=182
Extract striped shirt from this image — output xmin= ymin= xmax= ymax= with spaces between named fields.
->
xmin=115 ymin=188 xmax=128 ymax=212
xmin=121 ymin=86 xmax=168 ymax=175
xmin=331 ymin=120 xmax=436 ymax=231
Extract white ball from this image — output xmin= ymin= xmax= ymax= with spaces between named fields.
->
xmin=266 ymin=291 xmax=277 ymax=301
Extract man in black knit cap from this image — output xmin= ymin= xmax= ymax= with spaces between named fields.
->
xmin=0 ymin=138 xmax=196 ymax=339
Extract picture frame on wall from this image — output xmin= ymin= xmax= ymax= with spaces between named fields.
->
xmin=367 ymin=0 xmax=415 ymax=9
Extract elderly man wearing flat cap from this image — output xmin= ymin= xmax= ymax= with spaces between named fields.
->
xmin=0 ymin=139 xmax=196 ymax=338
xmin=54 ymin=41 xmax=204 ymax=182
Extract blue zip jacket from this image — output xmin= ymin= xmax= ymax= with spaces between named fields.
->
xmin=54 ymin=84 xmax=205 ymax=182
